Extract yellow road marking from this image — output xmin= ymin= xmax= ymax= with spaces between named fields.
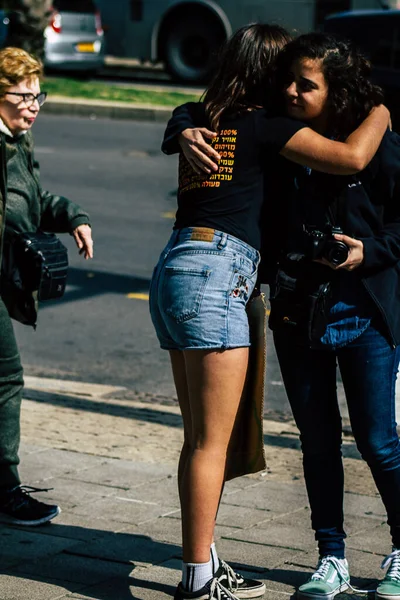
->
xmin=127 ymin=293 xmax=149 ymax=300
xmin=162 ymin=211 xmax=175 ymax=219
xmin=126 ymin=294 xmax=270 ymax=317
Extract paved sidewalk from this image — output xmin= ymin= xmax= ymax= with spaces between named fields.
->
xmin=0 ymin=376 xmax=390 ymax=599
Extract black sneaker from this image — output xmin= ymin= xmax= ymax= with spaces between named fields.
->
xmin=174 ymin=577 xmax=240 ymax=599
xmin=0 ymin=485 xmax=61 ymax=526
xmin=216 ymin=561 xmax=265 ymax=599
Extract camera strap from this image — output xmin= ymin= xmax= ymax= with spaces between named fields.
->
xmin=326 ymin=205 xmax=336 ymax=228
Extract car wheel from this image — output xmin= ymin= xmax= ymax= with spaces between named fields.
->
xmin=164 ymin=14 xmax=224 ymax=83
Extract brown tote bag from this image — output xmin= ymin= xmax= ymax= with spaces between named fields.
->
xmin=225 ymin=290 xmax=267 ymax=481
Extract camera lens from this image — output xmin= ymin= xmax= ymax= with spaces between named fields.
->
xmin=327 ymin=241 xmax=349 ymax=266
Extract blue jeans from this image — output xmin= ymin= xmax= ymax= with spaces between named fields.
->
xmin=274 ymin=324 xmax=400 ymax=558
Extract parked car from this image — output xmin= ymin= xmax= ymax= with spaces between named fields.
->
xmin=45 ymin=0 xmax=105 ymax=73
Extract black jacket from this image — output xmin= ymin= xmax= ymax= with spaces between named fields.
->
xmin=276 ymin=130 xmax=400 ymax=347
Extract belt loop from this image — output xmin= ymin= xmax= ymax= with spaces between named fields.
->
xmin=218 ymin=232 xmax=227 ymax=250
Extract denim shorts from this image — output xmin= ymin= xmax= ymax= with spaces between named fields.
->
xmin=149 ymin=227 xmax=260 ymax=350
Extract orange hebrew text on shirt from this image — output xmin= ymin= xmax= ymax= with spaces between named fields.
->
xmin=179 ymin=127 xmax=237 ymax=195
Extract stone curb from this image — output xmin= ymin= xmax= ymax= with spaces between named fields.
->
xmin=41 ymin=96 xmax=173 ymax=122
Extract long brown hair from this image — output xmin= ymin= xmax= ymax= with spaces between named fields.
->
xmin=204 ymin=23 xmax=292 ymax=131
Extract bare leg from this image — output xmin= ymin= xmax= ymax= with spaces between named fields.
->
xmin=169 ymin=350 xmax=191 ymax=503
xmin=170 ymin=350 xmax=223 ymax=556
xmin=180 ymin=347 xmax=249 ymax=563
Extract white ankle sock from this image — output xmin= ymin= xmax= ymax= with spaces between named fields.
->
xmin=182 ymin=559 xmax=213 ymax=592
xmin=210 ymin=542 xmax=220 ymax=573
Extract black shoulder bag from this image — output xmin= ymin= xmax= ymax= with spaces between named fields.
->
xmin=3 ymin=230 xmax=69 ymax=301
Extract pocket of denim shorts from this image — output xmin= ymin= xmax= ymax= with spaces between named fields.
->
xmin=163 ymin=266 xmax=211 ymax=323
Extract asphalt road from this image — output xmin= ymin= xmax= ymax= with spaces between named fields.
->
xmin=15 ymin=113 xmax=291 ymax=414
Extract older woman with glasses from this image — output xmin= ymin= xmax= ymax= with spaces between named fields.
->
xmin=0 ymin=46 xmax=93 ymax=526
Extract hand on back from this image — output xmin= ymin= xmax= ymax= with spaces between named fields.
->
xmin=179 ymin=128 xmax=220 ymax=174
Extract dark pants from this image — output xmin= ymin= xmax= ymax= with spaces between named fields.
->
xmin=274 ymin=324 xmax=400 ymax=558
xmin=0 ymin=297 xmax=23 ymax=490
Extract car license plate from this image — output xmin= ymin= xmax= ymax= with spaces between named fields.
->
xmin=76 ymin=42 xmax=95 ymax=53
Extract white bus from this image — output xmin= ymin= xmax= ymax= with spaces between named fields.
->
xmin=96 ymin=0 xmax=394 ymax=82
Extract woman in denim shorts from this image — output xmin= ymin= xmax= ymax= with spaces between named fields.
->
xmin=150 ymin=24 xmax=389 ymax=600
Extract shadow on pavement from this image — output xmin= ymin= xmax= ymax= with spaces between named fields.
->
xmin=1 ymin=517 xmax=380 ymax=598
xmin=23 ymin=388 xmax=183 ymax=429
xmin=42 ymin=267 xmax=150 ymax=308
xmin=1 ymin=522 xmax=307 ymax=599
xmin=1 ymin=525 xmax=180 ymax=599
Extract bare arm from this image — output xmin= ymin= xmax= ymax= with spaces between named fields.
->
xmin=177 ymin=105 xmax=389 ymax=175
xmin=280 ymin=105 xmax=390 ymax=174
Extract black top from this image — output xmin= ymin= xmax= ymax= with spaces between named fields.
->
xmin=163 ymin=102 xmax=306 ymax=250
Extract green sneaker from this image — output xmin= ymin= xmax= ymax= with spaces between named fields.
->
xmin=376 ymin=549 xmax=400 ymax=600
xmin=297 ymin=556 xmax=350 ymax=600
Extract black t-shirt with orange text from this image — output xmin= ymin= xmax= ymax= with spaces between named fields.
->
xmin=174 ymin=104 xmax=306 ymax=250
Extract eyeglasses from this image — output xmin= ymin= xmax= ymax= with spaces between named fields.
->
xmin=4 ymin=92 xmax=48 ymax=107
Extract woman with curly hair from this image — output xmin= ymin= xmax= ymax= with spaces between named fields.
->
xmin=267 ymin=33 xmax=400 ymax=599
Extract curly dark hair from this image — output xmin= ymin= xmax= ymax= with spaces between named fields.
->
xmin=204 ymin=23 xmax=292 ymax=131
xmin=276 ymin=32 xmax=384 ymax=137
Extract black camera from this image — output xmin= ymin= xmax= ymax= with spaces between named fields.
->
xmin=303 ymin=224 xmax=349 ymax=266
